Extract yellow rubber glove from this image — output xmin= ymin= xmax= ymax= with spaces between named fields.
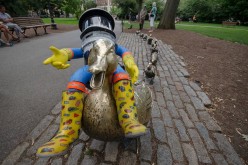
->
xmin=122 ymin=53 xmax=139 ymax=84
xmin=43 ymin=46 xmax=72 ymax=69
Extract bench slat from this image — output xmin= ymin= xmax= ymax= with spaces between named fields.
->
xmin=222 ymin=21 xmax=237 ymax=26
xmin=1 ymin=17 xmax=54 ymax=35
xmin=13 ymin=17 xmax=51 ymax=25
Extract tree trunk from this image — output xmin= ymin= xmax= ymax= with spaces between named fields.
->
xmin=158 ymin=0 xmax=180 ymax=29
xmin=136 ymin=0 xmax=143 ymax=21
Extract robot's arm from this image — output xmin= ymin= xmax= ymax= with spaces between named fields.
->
xmin=43 ymin=46 xmax=84 ymax=69
xmin=69 ymin=48 xmax=84 ymax=59
xmin=115 ymin=44 xmax=139 ymax=84
xmin=115 ymin=44 xmax=129 ymax=57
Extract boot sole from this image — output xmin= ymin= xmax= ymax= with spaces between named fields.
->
xmin=36 ymin=149 xmax=68 ymax=158
xmin=125 ymin=130 xmax=148 ymax=138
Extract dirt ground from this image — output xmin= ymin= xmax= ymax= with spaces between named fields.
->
xmin=4 ymin=24 xmax=247 ymax=164
xmin=125 ymin=28 xmax=248 ymax=164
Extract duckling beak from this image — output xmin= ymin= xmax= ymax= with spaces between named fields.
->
xmin=90 ymin=72 xmax=105 ymax=89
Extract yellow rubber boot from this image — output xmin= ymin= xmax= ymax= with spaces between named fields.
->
xmin=36 ymin=91 xmax=84 ymax=157
xmin=113 ymin=80 xmax=147 ymax=138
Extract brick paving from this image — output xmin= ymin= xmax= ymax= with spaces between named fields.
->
xmin=1 ymin=33 xmax=245 ymax=165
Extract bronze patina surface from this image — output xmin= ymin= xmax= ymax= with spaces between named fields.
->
xmin=82 ymin=39 xmax=152 ymax=141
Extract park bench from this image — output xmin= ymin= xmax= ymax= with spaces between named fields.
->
xmin=10 ymin=17 xmax=52 ymax=35
xmin=222 ymin=21 xmax=237 ymax=26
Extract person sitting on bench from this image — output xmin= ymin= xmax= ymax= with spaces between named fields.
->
xmin=0 ymin=5 xmax=28 ymax=39
xmin=0 ymin=23 xmax=19 ymax=46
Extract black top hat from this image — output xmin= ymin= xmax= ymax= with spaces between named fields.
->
xmin=79 ymin=8 xmax=115 ymax=39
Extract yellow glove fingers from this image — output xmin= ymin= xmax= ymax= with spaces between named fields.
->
xmin=52 ymin=61 xmax=63 ymax=67
xmin=130 ymin=68 xmax=139 ymax=84
xmin=61 ymin=64 xmax=70 ymax=69
xmin=43 ymin=57 xmax=53 ymax=65
xmin=123 ymin=57 xmax=134 ymax=68
xmin=123 ymin=54 xmax=139 ymax=83
xmin=133 ymin=68 xmax=139 ymax=83
xmin=131 ymin=78 xmax=137 ymax=84
xmin=52 ymin=62 xmax=70 ymax=70
xmin=43 ymin=46 xmax=71 ymax=70
xmin=49 ymin=46 xmax=61 ymax=56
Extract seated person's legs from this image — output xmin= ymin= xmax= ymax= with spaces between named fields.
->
xmin=6 ymin=22 xmax=27 ymax=38
xmin=0 ymin=24 xmax=18 ymax=44
xmin=0 ymin=25 xmax=12 ymax=46
xmin=113 ymin=65 xmax=147 ymax=138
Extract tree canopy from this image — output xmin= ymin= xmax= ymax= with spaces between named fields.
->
xmin=178 ymin=0 xmax=248 ymax=23
xmin=0 ymin=0 xmax=96 ymax=19
xmin=0 ymin=0 xmax=64 ymax=16
xmin=1 ymin=0 xmax=247 ymax=24
xmin=112 ymin=0 xmax=136 ymax=18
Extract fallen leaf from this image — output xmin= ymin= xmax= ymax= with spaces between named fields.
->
xmin=236 ymin=128 xmax=248 ymax=142
xmin=241 ymin=134 xmax=248 ymax=141
xmin=64 ymin=154 xmax=68 ymax=158
xmin=31 ymin=138 xmax=34 ymax=146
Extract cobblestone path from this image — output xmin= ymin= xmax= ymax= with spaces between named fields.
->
xmin=1 ymin=33 xmax=245 ymax=165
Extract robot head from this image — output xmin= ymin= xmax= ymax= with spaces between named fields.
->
xmin=79 ymin=8 xmax=116 ymax=51
xmin=79 ymin=8 xmax=115 ymax=34
xmin=79 ymin=8 xmax=116 ymax=65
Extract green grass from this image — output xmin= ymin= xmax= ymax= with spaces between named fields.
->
xmin=43 ymin=18 xmax=248 ymax=45
xmin=176 ymin=21 xmax=248 ymax=30
xmin=42 ymin=18 xmax=78 ymax=25
xmin=125 ymin=20 xmax=248 ymax=45
xmin=176 ymin=22 xmax=248 ymax=45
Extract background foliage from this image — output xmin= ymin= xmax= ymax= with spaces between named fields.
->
xmin=0 ymin=0 xmax=96 ymax=19
xmin=178 ymin=0 xmax=248 ymax=23
xmin=0 ymin=0 xmax=247 ymax=24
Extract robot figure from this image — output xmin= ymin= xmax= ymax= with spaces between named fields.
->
xmin=36 ymin=8 xmax=147 ymax=157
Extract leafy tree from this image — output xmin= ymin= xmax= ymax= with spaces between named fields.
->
xmin=178 ymin=0 xmax=248 ymax=23
xmin=158 ymin=0 xmax=180 ymax=29
xmin=62 ymin=0 xmax=82 ymax=19
xmin=82 ymin=0 xmax=97 ymax=11
xmin=177 ymin=0 xmax=212 ymax=22
xmin=208 ymin=0 xmax=224 ymax=22
xmin=0 ymin=0 xmax=96 ymax=19
xmin=110 ymin=6 xmax=122 ymax=17
xmin=220 ymin=0 xmax=248 ymax=22
xmin=0 ymin=0 xmax=30 ymax=16
xmin=136 ymin=0 xmax=143 ymax=20
xmin=112 ymin=0 xmax=136 ymax=19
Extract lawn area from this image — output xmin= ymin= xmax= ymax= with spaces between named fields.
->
xmin=43 ymin=18 xmax=78 ymax=25
xmin=43 ymin=18 xmax=248 ymax=45
xmin=125 ymin=20 xmax=248 ymax=45
xmin=176 ymin=22 xmax=248 ymax=45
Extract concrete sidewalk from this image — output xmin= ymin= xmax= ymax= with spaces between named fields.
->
xmin=1 ymin=33 xmax=245 ymax=165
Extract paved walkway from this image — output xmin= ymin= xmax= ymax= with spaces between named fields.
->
xmin=2 ymin=33 xmax=245 ymax=165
